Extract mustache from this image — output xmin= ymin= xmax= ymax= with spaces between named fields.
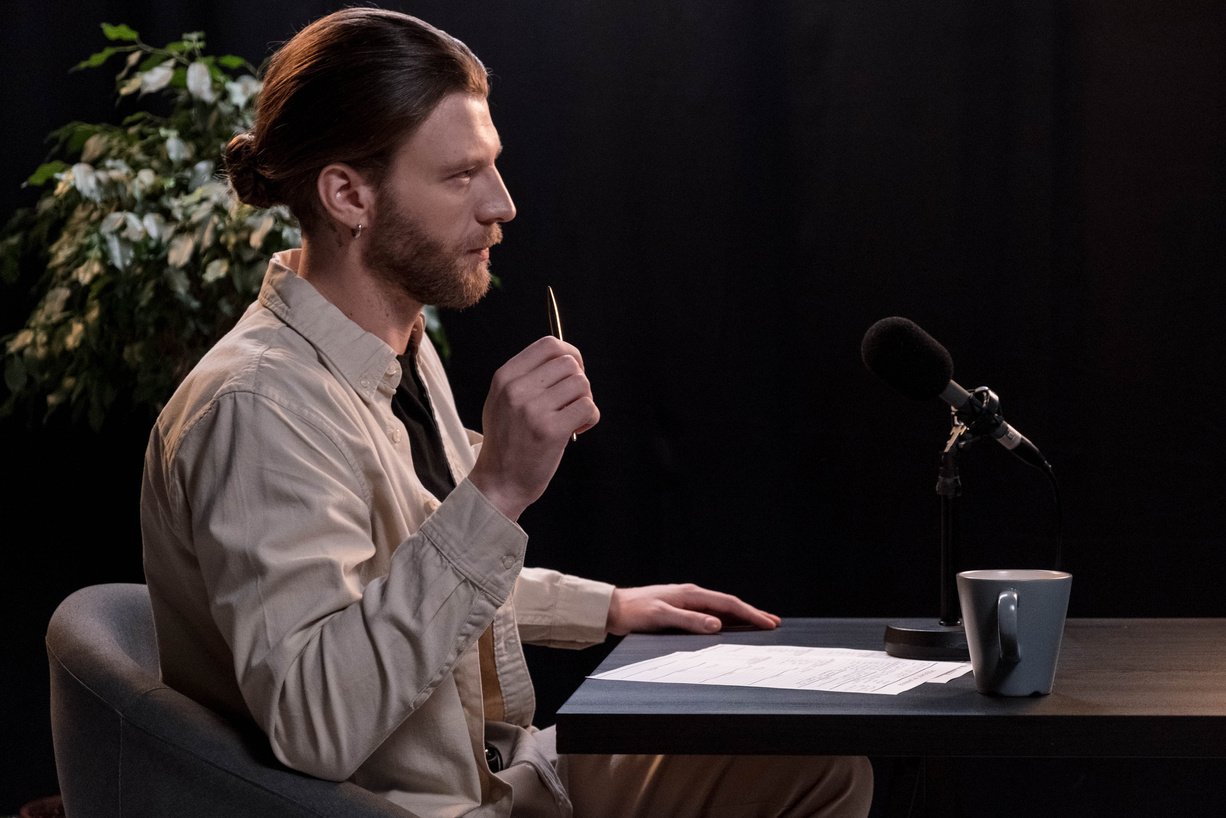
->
xmin=483 ymin=224 xmax=503 ymax=248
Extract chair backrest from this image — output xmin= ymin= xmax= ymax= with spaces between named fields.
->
xmin=46 ymin=583 xmax=416 ymax=818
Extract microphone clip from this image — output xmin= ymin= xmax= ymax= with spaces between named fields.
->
xmin=952 ymin=385 xmax=1006 ymax=442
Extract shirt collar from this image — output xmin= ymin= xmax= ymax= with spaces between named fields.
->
xmin=258 ymin=249 xmax=404 ymax=403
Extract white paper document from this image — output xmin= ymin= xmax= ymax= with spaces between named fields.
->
xmin=589 ymin=643 xmax=971 ymax=695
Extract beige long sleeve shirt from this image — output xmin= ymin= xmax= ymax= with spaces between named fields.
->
xmin=141 ymin=250 xmax=614 ymax=817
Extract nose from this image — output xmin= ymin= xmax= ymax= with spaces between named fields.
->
xmin=478 ymin=167 xmax=516 ymax=225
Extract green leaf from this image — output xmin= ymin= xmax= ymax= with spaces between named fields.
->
xmin=67 ymin=125 xmax=101 ymax=155
xmin=218 ymin=55 xmax=247 ymax=70
xmin=27 ymin=161 xmax=69 ymax=187
xmin=48 ymin=122 xmax=103 ymax=156
xmin=138 ymin=54 xmax=168 ymax=73
xmin=101 ymin=23 xmax=140 ymax=42
xmin=74 ymin=47 xmax=119 ymax=71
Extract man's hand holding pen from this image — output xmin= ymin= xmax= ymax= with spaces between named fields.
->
xmin=469 ymin=334 xmax=598 ymax=522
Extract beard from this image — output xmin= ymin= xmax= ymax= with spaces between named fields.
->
xmin=362 ymin=187 xmax=501 ymax=310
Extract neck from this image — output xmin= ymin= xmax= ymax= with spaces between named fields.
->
xmin=297 ymin=233 xmax=424 ymax=355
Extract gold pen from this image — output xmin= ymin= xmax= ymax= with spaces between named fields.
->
xmin=546 ymin=285 xmax=578 ymax=443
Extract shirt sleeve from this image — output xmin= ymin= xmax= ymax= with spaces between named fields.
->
xmin=513 ymin=567 xmax=614 ymax=649
xmin=173 ymin=389 xmax=526 ymax=780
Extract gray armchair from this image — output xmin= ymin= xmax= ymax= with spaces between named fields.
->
xmin=46 ymin=583 xmax=417 ymax=817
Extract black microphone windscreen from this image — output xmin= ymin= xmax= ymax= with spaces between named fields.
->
xmin=861 ymin=316 xmax=954 ymax=400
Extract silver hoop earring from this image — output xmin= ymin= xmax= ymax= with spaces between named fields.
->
xmin=351 ymin=223 xmax=364 ymax=240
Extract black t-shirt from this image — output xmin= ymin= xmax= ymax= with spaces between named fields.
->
xmin=390 ymin=353 xmax=457 ymax=501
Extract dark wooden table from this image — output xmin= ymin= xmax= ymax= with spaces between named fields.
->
xmin=556 ymin=618 xmax=1226 ymax=758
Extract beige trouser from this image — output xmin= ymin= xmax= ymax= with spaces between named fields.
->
xmin=501 ymin=726 xmax=874 ymax=817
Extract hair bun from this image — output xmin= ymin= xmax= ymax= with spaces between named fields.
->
xmin=223 ymin=132 xmax=278 ymax=208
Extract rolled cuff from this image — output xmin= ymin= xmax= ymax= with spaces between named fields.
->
xmin=421 ymin=478 xmax=528 ymax=603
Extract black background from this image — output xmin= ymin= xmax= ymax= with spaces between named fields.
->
xmin=3 ymin=1 xmax=1224 ymax=814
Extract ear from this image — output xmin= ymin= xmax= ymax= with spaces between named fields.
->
xmin=315 ymin=163 xmax=376 ymax=235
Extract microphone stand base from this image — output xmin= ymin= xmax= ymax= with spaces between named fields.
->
xmin=883 ymin=619 xmax=969 ymax=661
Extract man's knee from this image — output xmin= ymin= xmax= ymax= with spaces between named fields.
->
xmin=813 ymin=755 xmax=874 ymax=817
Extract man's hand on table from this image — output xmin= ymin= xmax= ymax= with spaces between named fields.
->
xmin=606 ymin=583 xmax=782 ymax=636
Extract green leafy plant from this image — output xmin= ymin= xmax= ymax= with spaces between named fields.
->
xmin=1 ymin=23 xmax=448 ymax=431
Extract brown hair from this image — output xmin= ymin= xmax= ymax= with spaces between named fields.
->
xmin=223 ymin=7 xmax=489 ymax=233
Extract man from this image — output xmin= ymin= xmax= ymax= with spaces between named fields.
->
xmin=140 ymin=8 xmax=872 ymax=816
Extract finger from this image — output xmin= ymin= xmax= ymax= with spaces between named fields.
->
xmin=527 ymin=400 xmax=597 ymax=444
xmin=522 ymin=367 xmax=597 ymax=430
xmin=531 ymin=352 xmax=587 ymax=391
xmin=490 ymin=336 xmax=582 ymax=386
xmin=525 ymin=335 xmax=586 ymax=372
xmin=680 ymin=587 xmax=780 ymax=630
xmin=548 ymin=336 xmax=586 ymax=370
xmin=559 ymin=394 xmax=600 ymax=436
xmin=727 ymin=603 xmax=780 ymax=629
xmin=526 ymin=387 xmax=597 ymax=438
xmin=502 ymin=358 xmax=589 ymax=416
xmin=654 ymin=603 xmax=723 ymax=634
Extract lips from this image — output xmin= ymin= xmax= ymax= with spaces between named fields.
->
xmin=466 ymin=225 xmax=502 ymax=258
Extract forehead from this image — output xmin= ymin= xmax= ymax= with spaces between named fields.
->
xmin=395 ymin=92 xmax=500 ymax=171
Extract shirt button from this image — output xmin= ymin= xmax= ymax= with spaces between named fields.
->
xmin=425 ymin=498 xmax=441 ymax=513
xmin=389 ymin=427 xmax=402 ymax=443
xmin=386 ymin=363 xmax=399 ymax=377
xmin=359 ymin=378 xmax=371 ymax=390
xmin=501 ymin=555 xmax=518 ymax=569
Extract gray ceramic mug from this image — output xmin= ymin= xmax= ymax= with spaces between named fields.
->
xmin=956 ymin=569 xmax=1072 ymax=696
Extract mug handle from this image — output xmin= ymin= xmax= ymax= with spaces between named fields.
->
xmin=997 ymin=589 xmax=1020 ymax=663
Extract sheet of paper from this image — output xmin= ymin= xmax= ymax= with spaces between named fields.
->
xmin=589 ymin=642 xmax=971 ymax=695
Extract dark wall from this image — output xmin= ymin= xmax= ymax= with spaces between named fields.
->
xmin=3 ymin=1 xmax=1223 ymax=812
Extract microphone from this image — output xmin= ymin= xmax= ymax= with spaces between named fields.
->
xmin=860 ymin=316 xmax=1052 ymax=474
